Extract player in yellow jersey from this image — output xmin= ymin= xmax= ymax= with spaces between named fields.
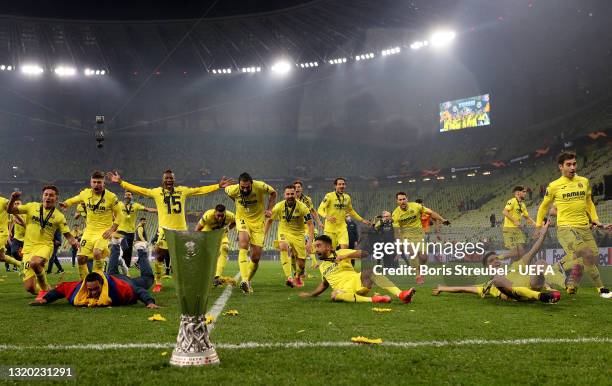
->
xmin=536 ymin=151 xmax=611 ymax=298
xmin=433 ymin=220 xmax=561 ymax=303
xmin=0 ymin=195 xmax=23 ymax=270
xmin=294 ymin=180 xmax=323 ymax=269
xmin=110 ymin=191 xmax=156 ymax=271
xmin=7 ymin=200 xmax=26 ymax=270
xmin=299 ymin=235 xmax=415 ymax=304
xmin=317 ymin=178 xmax=370 ymax=250
xmin=60 ymin=171 xmax=123 ymax=280
xmin=264 ymin=185 xmax=314 ymax=288
xmin=195 ymin=204 xmax=236 ymax=287
xmin=392 ymin=191 xmax=449 ymax=285
xmin=501 ymin=186 xmax=536 ymax=260
xmin=8 ymin=187 xmax=80 ymax=299
xmin=225 ymin=172 xmax=277 ymax=293
xmin=107 ymin=169 xmax=234 ymax=292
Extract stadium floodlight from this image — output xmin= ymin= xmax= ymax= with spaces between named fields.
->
xmin=100 ymin=70 xmax=106 ymax=75
xmin=212 ymin=69 xmax=217 ymax=74
xmin=54 ymin=66 xmax=76 ymax=77
xmin=467 ymin=172 xmax=476 ymax=177
xmin=430 ymin=30 xmax=456 ymax=47
xmin=271 ymin=60 xmax=291 ymax=75
xmin=397 ymin=180 xmax=403 ymax=184
xmin=382 ymin=47 xmax=401 ymax=56
xmin=423 ymin=177 xmax=431 ymax=181
xmin=6 ymin=65 xmax=12 ymax=71
xmin=21 ymin=64 xmax=44 ymax=75
xmin=0 ymin=65 xmax=5 ymax=70
xmin=482 ymin=171 xmax=491 ymax=176
xmin=409 ymin=179 xmax=416 ymax=183
xmin=329 ymin=57 xmax=347 ymax=65
xmin=410 ymin=41 xmax=425 ymax=50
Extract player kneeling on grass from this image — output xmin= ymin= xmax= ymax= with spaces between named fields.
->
xmin=299 ymin=235 xmax=415 ymax=303
xmin=30 ymin=234 xmax=159 ymax=308
xmin=432 ymin=220 xmax=561 ymax=304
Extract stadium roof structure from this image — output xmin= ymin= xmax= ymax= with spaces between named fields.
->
xmin=0 ymin=0 xmax=457 ymax=78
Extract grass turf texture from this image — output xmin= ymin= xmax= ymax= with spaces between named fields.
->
xmin=0 ymin=261 xmax=610 ymax=385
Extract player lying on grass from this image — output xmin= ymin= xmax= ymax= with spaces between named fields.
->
xmin=299 ymin=235 xmax=415 ymax=303
xmin=30 ymin=232 xmax=159 ymax=308
xmin=432 ymin=219 xmax=561 ymax=303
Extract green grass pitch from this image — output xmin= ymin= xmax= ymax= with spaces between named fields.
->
xmin=0 ymin=260 xmax=610 ymax=385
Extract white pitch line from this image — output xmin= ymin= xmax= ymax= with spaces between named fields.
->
xmin=206 ymin=272 xmax=240 ymax=331
xmin=0 ymin=337 xmax=609 ymax=352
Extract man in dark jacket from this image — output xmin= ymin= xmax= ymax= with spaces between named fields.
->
xmin=30 ymin=240 xmax=158 ymax=308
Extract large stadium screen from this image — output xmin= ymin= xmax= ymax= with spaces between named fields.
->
xmin=439 ymin=93 xmax=491 ymax=132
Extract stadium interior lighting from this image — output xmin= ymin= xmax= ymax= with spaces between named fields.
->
xmin=410 ymin=41 xmax=428 ymax=50
xmin=430 ymin=30 xmax=456 ymax=47
xmin=381 ymin=47 xmax=401 ymax=56
xmin=271 ymin=60 xmax=291 ymax=74
xmin=451 ymin=175 xmax=457 ymax=179
xmin=355 ymin=53 xmax=375 ymax=61
xmin=0 ymin=64 xmax=11 ymax=71
xmin=241 ymin=67 xmax=261 ymax=73
xmin=213 ymin=68 xmax=233 ymax=75
xmin=409 ymin=179 xmax=416 ymax=183
xmin=423 ymin=177 xmax=431 ymax=181
xmin=482 ymin=171 xmax=491 ymax=175
xmin=21 ymin=64 xmax=44 ymax=75
xmin=328 ymin=58 xmax=347 ymax=64
xmin=436 ymin=176 xmax=445 ymax=180
xmin=298 ymin=62 xmax=318 ymax=68
xmin=397 ymin=180 xmax=403 ymax=184
xmin=467 ymin=173 xmax=476 ymax=177
xmin=54 ymin=66 xmax=76 ymax=77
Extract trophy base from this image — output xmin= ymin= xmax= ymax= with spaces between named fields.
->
xmin=170 ymin=347 xmax=220 ymax=366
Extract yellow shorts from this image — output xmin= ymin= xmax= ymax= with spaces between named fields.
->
xmin=79 ymin=233 xmax=110 ymax=259
xmin=503 ymin=227 xmax=526 ymax=249
xmin=236 ymin=218 xmax=264 ymax=247
xmin=324 ymin=228 xmax=349 ymax=249
xmin=0 ymin=234 xmax=7 ymax=253
xmin=274 ymin=232 xmax=307 ymax=260
xmin=557 ymin=226 xmax=598 ymax=256
xmin=398 ymin=228 xmax=425 ymax=245
xmin=22 ymin=244 xmax=53 ymax=282
xmin=155 ymin=228 xmax=168 ymax=250
xmin=335 ymin=272 xmax=369 ymax=295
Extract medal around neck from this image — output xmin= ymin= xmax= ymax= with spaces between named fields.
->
xmin=165 ymin=228 xmax=224 ymax=366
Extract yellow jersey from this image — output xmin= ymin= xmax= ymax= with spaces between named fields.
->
xmin=225 ymin=180 xmax=275 ymax=223
xmin=72 ymin=228 xmax=82 ymax=240
xmin=317 ymin=192 xmax=364 ymax=231
xmin=0 ymin=196 xmax=8 ymax=237
xmin=17 ymin=203 xmax=69 ymax=247
xmin=116 ymin=201 xmax=146 ymax=233
xmin=64 ymin=189 xmax=122 ymax=235
xmin=271 ymin=200 xmax=311 ymax=236
xmin=503 ymin=197 xmax=529 ymax=228
xmin=392 ymin=202 xmax=427 ymax=230
xmin=318 ymin=249 xmax=357 ymax=288
xmin=198 ymin=209 xmax=236 ymax=234
xmin=135 ymin=224 xmax=147 ymax=242
xmin=536 ymin=175 xmax=596 ymax=227
xmin=10 ymin=214 xmax=26 ymax=241
xmin=120 ymin=181 xmax=219 ymax=231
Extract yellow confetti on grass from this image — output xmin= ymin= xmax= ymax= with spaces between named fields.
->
xmin=148 ymin=313 xmax=167 ymax=322
xmin=297 ymin=330 xmax=305 ymax=333
xmin=351 ymin=336 xmax=383 ymax=345
xmin=161 ymin=352 xmax=168 ymax=356
xmin=205 ymin=315 xmax=215 ymax=325
xmin=223 ymin=309 xmax=239 ymax=316
xmin=372 ymin=307 xmax=392 ymax=313
xmin=483 ymin=321 xmax=490 ymax=324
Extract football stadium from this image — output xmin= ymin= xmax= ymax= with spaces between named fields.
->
xmin=0 ymin=0 xmax=611 ymax=384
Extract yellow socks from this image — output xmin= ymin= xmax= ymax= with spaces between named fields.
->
xmin=93 ymin=259 xmax=105 ymax=272
xmin=154 ymin=261 xmax=165 ymax=285
xmin=371 ymin=274 xmax=402 ymax=296
xmin=78 ymin=263 xmax=89 ymax=280
xmin=334 ymin=292 xmax=371 ymax=303
xmin=35 ymin=269 xmax=49 ymax=292
xmin=280 ymin=250 xmax=292 ymax=279
xmin=215 ymin=245 xmax=229 ymax=277
xmin=4 ymin=255 xmax=21 ymax=268
xmin=247 ymin=261 xmax=259 ymax=281
xmin=511 ymin=287 xmax=541 ymax=301
xmin=238 ymin=248 xmax=249 ymax=282
xmin=584 ymin=264 xmax=603 ymax=288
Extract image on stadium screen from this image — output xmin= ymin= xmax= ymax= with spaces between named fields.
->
xmin=439 ymin=94 xmax=491 ymax=132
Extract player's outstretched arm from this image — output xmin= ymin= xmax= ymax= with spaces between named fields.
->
xmin=347 ymin=199 xmax=370 ymax=226
xmin=7 ymin=191 xmax=21 ymax=215
xmin=427 ymin=208 xmax=450 ymax=225
xmin=107 ymin=171 xmax=154 ymax=198
xmin=336 ymin=250 xmax=368 ymax=261
xmin=520 ymin=219 xmax=550 ymax=264
xmin=299 ymin=280 xmax=329 ymax=298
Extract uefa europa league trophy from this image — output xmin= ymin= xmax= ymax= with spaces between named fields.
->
xmin=165 ymin=228 xmax=224 ymax=366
